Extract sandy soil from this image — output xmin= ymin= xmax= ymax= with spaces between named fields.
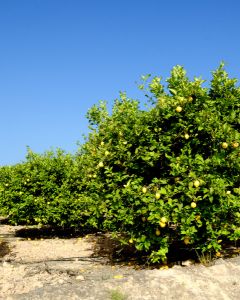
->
xmin=0 ymin=225 xmax=240 ymax=300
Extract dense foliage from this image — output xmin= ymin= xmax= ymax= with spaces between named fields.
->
xmin=1 ymin=64 xmax=240 ymax=263
xmin=0 ymin=149 xmax=97 ymax=229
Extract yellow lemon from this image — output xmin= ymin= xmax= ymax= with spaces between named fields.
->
xmin=159 ymin=221 xmax=166 ymax=228
xmin=142 ymin=187 xmax=147 ymax=193
xmin=176 ymin=106 xmax=182 ymax=113
xmin=98 ymin=161 xmax=104 ymax=168
xmin=155 ymin=192 xmax=160 ymax=199
xmin=191 ymin=202 xmax=197 ymax=208
xmin=160 ymin=217 xmax=167 ymax=223
xmin=193 ymin=180 xmax=200 ymax=188
xmin=232 ymin=141 xmax=239 ymax=148
xmin=195 ymin=215 xmax=201 ymax=221
xmin=160 ymin=265 xmax=169 ymax=270
xmin=155 ymin=229 xmax=161 ymax=236
xmin=221 ymin=142 xmax=228 ymax=149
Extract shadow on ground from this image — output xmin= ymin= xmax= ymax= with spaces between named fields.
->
xmin=8 ymin=226 xmax=202 ymax=266
xmin=1 ymin=222 xmax=239 ymax=268
xmin=0 ymin=240 xmax=11 ymax=258
xmin=14 ymin=226 xmax=98 ymax=239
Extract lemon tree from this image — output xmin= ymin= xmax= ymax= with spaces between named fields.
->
xmin=79 ymin=63 xmax=240 ymax=262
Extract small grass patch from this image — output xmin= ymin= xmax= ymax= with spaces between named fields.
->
xmin=110 ymin=289 xmax=128 ymax=300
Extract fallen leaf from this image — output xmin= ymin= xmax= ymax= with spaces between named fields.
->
xmin=113 ymin=275 xmax=124 ymax=279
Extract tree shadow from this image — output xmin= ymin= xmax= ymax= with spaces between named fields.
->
xmin=2 ymin=225 xmax=239 ymax=268
xmin=14 ymin=226 xmax=98 ymax=239
xmin=90 ymin=233 xmax=200 ymax=268
xmin=0 ymin=240 xmax=11 ymax=258
xmin=90 ymin=234 xmax=240 ymax=268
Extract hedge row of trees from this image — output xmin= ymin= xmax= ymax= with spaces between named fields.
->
xmin=1 ymin=64 xmax=240 ymax=263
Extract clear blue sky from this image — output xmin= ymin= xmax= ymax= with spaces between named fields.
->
xmin=1 ymin=0 xmax=240 ymax=166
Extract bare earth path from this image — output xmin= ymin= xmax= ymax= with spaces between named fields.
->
xmin=0 ymin=225 xmax=240 ymax=300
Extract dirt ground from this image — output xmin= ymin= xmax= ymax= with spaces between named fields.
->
xmin=0 ymin=224 xmax=240 ymax=300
